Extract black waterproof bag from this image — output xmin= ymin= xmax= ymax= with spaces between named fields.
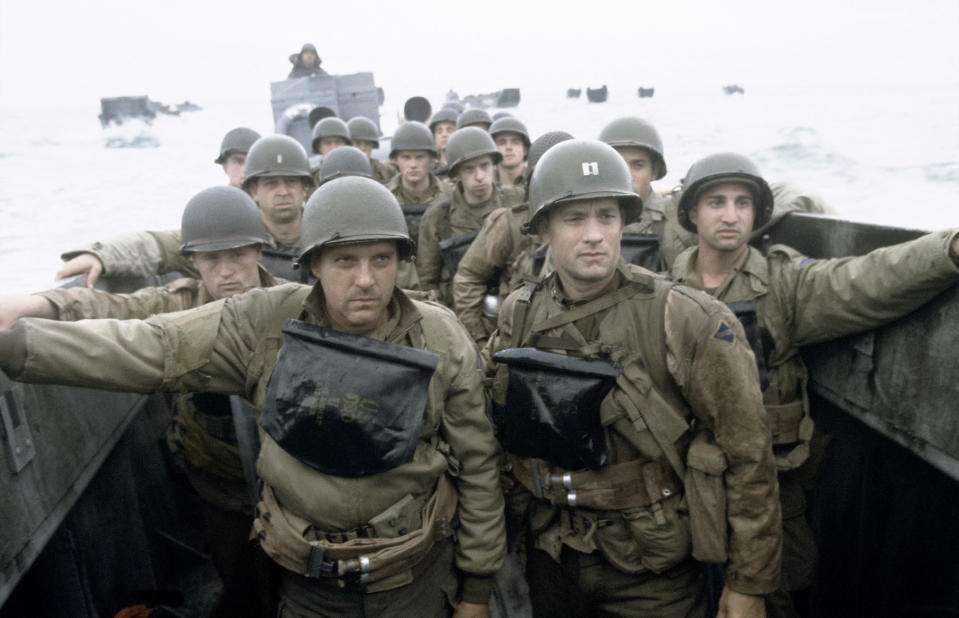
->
xmin=439 ymin=230 xmax=479 ymax=278
xmin=260 ymin=319 xmax=439 ymax=478
xmin=620 ymin=233 xmax=662 ymax=272
xmin=493 ymin=347 xmax=621 ymax=470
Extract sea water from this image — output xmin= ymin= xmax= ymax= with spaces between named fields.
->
xmin=0 ymin=82 xmax=956 ymax=295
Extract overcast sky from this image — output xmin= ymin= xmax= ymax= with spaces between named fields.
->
xmin=2 ymin=0 xmax=958 ymax=110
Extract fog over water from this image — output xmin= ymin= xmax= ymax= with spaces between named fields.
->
xmin=0 ymin=80 xmax=956 ymax=296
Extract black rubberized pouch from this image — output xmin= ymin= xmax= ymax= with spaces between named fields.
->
xmin=261 ymin=319 xmax=439 ymax=477
xmin=620 ymin=233 xmax=662 ymax=272
xmin=439 ymin=230 xmax=479 ymax=278
xmin=493 ymin=347 xmax=621 ymax=470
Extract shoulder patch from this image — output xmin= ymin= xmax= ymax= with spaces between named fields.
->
xmin=714 ymin=322 xmax=735 ymax=343
xmin=799 ymin=258 xmax=817 ymax=267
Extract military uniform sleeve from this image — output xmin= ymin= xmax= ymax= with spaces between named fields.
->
xmin=7 ymin=286 xmax=300 ymax=398
xmin=427 ymin=307 xmax=507 ymax=601
xmin=453 ymin=208 xmax=512 ymax=340
xmin=35 ymin=279 xmax=199 ymax=321
xmin=415 ymin=202 xmax=445 ymax=293
xmin=774 ymin=229 xmax=959 ymax=347
xmin=664 ymin=286 xmax=781 ymax=595
xmin=60 ymin=229 xmax=194 ymax=279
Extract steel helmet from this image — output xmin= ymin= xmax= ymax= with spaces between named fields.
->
xmin=527 ymin=130 xmax=574 ymax=173
xmin=677 ymin=152 xmax=774 ymax=233
xmin=389 ymin=121 xmax=438 ymax=158
xmin=297 ymin=177 xmax=415 ymax=265
xmin=598 ymin=117 xmax=667 ymax=180
xmin=429 ymin=107 xmax=459 ymax=133
xmin=180 ymin=186 xmax=268 ymax=253
xmin=403 ymin=96 xmax=433 ymax=123
xmin=445 ymin=127 xmax=502 ymax=176
xmin=455 ymin=108 xmax=492 ymax=130
xmin=489 ymin=116 xmax=531 ymax=151
xmin=214 ymin=127 xmax=261 ymax=164
xmin=311 ymin=117 xmax=352 ymax=153
xmin=526 ymin=139 xmax=641 ymax=233
xmin=347 ymin=116 xmax=381 ymax=148
xmin=317 ymin=146 xmax=374 ymax=186
xmin=241 ymin=134 xmax=313 ymax=191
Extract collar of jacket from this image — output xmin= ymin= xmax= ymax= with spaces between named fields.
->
xmin=671 ymin=244 xmax=769 ymax=299
xmin=299 ymin=284 xmax=423 ymax=344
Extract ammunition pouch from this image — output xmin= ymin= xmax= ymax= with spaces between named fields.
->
xmin=768 ymin=399 xmax=815 ymax=471
xmin=260 ymin=319 xmax=439 ymax=477
xmin=170 ymin=394 xmax=244 ymax=482
xmin=591 ymin=493 xmax=691 ymax=574
xmin=684 ymin=428 xmax=729 ymax=564
xmin=254 ymin=474 xmax=458 ymax=593
xmin=438 ymin=230 xmax=478 ymax=278
xmin=493 ymin=347 xmax=621 ymax=470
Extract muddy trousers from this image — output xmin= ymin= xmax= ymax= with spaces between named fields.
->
xmin=526 ymin=547 xmax=707 ymax=618
xmin=198 ymin=500 xmax=278 ymax=618
xmin=276 ymin=538 xmax=458 ymax=618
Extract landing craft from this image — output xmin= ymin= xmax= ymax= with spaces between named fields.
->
xmin=586 ymin=85 xmax=608 ymax=102
xmin=270 ymin=72 xmax=382 ymax=154
xmin=1 ymin=213 xmax=958 ymax=616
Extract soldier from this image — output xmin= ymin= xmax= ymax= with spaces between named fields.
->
xmin=456 ymin=108 xmax=492 ymax=131
xmin=669 ymin=152 xmax=959 ymax=617
xmin=597 ymin=116 xmax=696 ymax=271
xmin=347 ymin=116 xmax=397 ymax=182
xmin=384 ymin=121 xmax=453 ymax=245
xmin=416 ymin=127 xmax=524 ymax=306
xmin=0 ymin=177 xmax=507 ymax=617
xmin=452 ymin=130 xmax=574 ymax=344
xmin=54 ymin=135 xmax=420 ymax=290
xmin=310 ymin=117 xmax=352 ymax=185
xmin=430 ymin=107 xmax=459 ymax=168
xmin=0 ymin=186 xmax=279 ymax=617
xmin=288 ymin=43 xmax=327 ymax=78
xmin=489 ymin=116 xmax=530 ymax=189
xmin=487 ymin=139 xmax=782 ymax=617
xmin=215 ymin=127 xmax=261 ymax=188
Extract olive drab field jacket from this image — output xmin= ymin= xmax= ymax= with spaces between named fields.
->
xmin=416 ymin=185 xmax=524 ymax=306
xmin=670 ymin=229 xmax=959 ymax=472
xmin=34 ymin=266 xmax=279 ymax=512
xmin=486 ymin=262 xmax=782 ymax=596
xmin=453 ymin=203 xmax=537 ymax=341
xmin=8 ymin=284 xmax=507 ymax=597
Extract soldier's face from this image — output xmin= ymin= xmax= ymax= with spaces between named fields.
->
xmin=457 ymin=155 xmax=495 ymax=205
xmin=251 ymin=176 xmax=307 ymax=227
xmin=494 ymin=133 xmax=527 ymax=170
xmin=319 ymin=137 xmax=348 ymax=156
xmin=222 ymin=153 xmax=247 ymax=188
xmin=433 ymin=122 xmax=455 ymax=150
xmin=690 ymin=182 xmax=756 ymax=254
xmin=191 ymin=246 xmax=263 ymax=300
xmin=395 ymin=150 xmax=434 ymax=186
xmin=353 ymin=139 xmax=375 ymax=157
xmin=540 ymin=198 xmax=623 ymax=295
xmin=301 ymin=50 xmax=318 ymax=67
xmin=311 ymin=240 xmax=398 ymax=334
xmin=614 ymin=146 xmax=656 ymax=197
